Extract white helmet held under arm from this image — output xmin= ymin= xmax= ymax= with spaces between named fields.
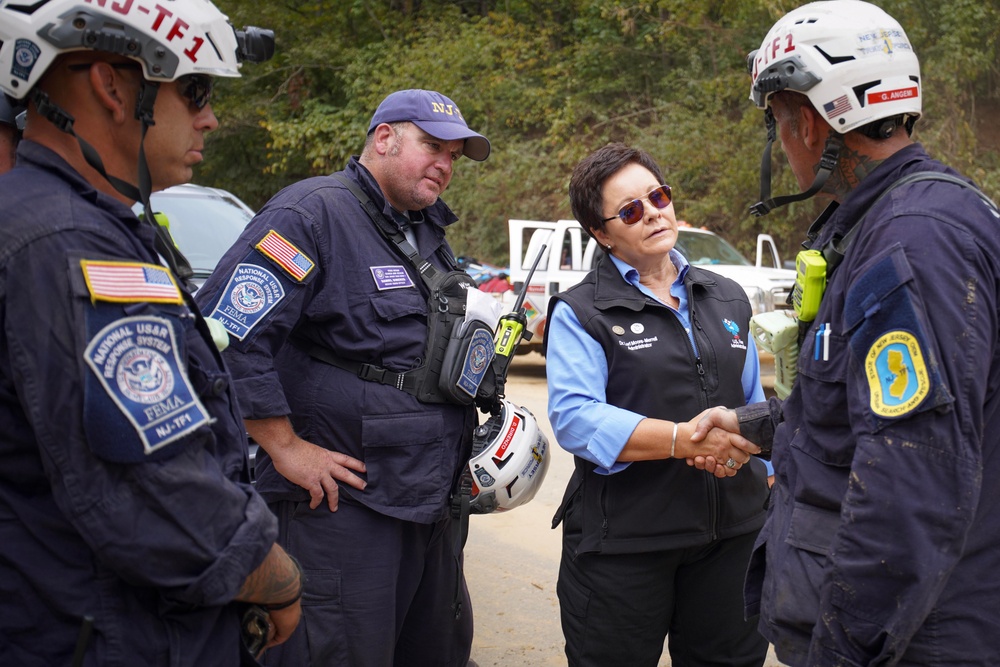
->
xmin=748 ymin=0 xmax=921 ymax=136
xmin=468 ymin=400 xmax=550 ymax=514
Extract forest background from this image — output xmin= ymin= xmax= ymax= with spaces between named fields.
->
xmin=203 ymin=0 xmax=1000 ymax=265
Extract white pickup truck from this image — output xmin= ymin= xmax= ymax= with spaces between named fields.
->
xmin=498 ymin=219 xmax=796 ymax=357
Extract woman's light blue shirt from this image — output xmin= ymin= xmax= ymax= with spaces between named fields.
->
xmin=545 ymin=250 xmax=772 ymax=475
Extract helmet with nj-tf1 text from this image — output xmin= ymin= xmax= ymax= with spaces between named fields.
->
xmin=748 ymin=0 xmax=921 ymax=136
xmin=0 ymin=0 xmax=274 ymax=285
xmin=468 ymin=400 xmax=550 ymax=514
xmin=0 ymin=0 xmax=274 ymax=100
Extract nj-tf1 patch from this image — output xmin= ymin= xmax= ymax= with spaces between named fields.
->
xmin=84 ymin=315 xmax=210 ymax=460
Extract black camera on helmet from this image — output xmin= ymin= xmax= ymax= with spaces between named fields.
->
xmin=235 ymin=26 xmax=275 ymax=63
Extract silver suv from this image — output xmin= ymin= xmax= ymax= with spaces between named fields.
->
xmin=132 ymin=183 xmax=255 ymax=289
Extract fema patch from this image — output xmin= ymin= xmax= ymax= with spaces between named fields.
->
xmin=371 ymin=265 xmax=415 ymax=290
xmin=865 ymin=330 xmax=930 ymax=418
xmin=84 ymin=316 xmax=210 ymax=457
xmin=208 ymin=263 xmax=286 ymax=341
xmin=12 ymin=39 xmax=39 ymax=82
xmin=723 ymin=318 xmax=747 ymax=350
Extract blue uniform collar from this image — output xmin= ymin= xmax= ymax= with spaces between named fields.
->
xmin=16 ymin=140 xmax=136 ymax=218
xmin=593 ymin=249 xmax=720 ymax=312
xmin=346 ymin=156 xmax=459 ymax=229
xmin=818 ymin=143 xmax=938 ymax=248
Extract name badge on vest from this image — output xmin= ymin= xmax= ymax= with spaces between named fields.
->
xmin=371 ymin=265 xmax=415 ymax=290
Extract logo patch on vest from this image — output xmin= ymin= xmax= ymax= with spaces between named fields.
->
xmin=455 ymin=328 xmax=496 ymax=398
xmin=256 ymin=230 xmax=314 ymax=281
xmin=723 ymin=318 xmax=747 ymax=350
xmin=865 ymin=330 xmax=930 ymax=418
xmin=208 ymin=263 xmax=286 ymax=341
xmin=84 ymin=316 xmax=210 ymax=456
xmin=371 ymin=265 xmax=415 ymax=290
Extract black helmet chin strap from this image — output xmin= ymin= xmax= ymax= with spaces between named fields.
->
xmin=749 ymin=107 xmax=843 ymax=217
xmin=30 ymin=82 xmax=195 ymax=287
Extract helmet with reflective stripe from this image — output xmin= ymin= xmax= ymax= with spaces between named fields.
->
xmin=468 ymin=400 xmax=550 ymax=514
xmin=748 ymin=0 xmax=921 ymax=135
xmin=0 ymin=0 xmax=272 ymax=100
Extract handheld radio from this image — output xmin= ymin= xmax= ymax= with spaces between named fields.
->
xmin=792 ymin=249 xmax=827 ymax=322
xmin=492 ymin=244 xmax=547 ymax=382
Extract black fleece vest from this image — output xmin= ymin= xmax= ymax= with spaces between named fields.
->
xmin=548 ymin=256 xmax=769 ymax=555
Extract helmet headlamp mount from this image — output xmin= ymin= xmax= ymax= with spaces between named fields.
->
xmin=235 ymin=26 xmax=275 ymax=64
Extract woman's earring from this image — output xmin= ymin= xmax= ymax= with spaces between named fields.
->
xmin=605 ymin=244 xmax=612 ymax=251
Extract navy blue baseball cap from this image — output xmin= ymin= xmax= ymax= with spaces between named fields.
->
xmin=367 ymin=89 xmax=491 ymax=161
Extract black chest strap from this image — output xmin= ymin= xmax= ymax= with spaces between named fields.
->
xmin=821 ymin=171 xmax=998 ymax=275
xmin=291 ymin=173 xmax=468 ymax=399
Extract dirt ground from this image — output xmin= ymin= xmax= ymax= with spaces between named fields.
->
xmin=464 ymin=353 xmax=784 ymax=666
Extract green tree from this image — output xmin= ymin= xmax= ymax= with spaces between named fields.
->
xmin=202 ymin=0 xmax=1000 ymax=265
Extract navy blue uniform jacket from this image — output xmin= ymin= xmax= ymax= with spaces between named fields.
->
xmin=196 ymin=158 xmax=475 ymax=524
xmin=746 ymin=144 xmax=1000 ymax=666
xmin=0 ymin=142 xmax=277 ymax=666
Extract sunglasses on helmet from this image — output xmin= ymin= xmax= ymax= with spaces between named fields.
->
xmin=602 ymin=185 xmax=673 ymax=225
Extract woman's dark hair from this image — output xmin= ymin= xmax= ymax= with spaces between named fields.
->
xmin=569 ymin=143 xmax=664 ymax=240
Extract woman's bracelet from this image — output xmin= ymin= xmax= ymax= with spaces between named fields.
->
xmin=670 ymin=421 xmax=678 ymax=459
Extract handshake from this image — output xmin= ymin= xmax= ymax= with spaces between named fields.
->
xmin=676 ymin=407 xmax=761 ymax=479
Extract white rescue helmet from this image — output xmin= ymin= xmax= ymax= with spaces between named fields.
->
xmin=0 ymin=0 xmax=273 ymax=100
xmin=468 ymin=400 xmax=549 ymax=514
xmin=748 ymin=0 xmax=921 ymax=135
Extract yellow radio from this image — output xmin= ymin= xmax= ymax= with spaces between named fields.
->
xmin=792 ymin=249 xmax=827 ymax=322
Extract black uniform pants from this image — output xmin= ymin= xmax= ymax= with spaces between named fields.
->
xmin=557 ymin=502 xmax=767 ymax=667
xmin=262 ymin=497 xmax=473 ymax=667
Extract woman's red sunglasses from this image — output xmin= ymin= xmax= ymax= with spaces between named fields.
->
xmin=602 ymin=185 xmax=673 ymax=225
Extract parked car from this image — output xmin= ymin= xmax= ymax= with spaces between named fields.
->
xmin=131 ymin=183 xmax=255 ymax=288
xmin=133 ymin=183 xmax=260 ymax=475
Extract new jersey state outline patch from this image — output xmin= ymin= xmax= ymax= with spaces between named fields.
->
xmin=864 ymin=329 xmax=930 ymax=418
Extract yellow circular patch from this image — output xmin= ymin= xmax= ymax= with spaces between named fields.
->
xmin=865 ymin=330 xmax=929 ymax=418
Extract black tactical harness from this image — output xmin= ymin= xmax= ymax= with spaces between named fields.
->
xmin=294 ymin=173 xmax=497 ymax=409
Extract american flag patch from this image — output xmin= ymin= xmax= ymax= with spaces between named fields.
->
xmin=81 ymin=260 xmax=182 ymax=304
xmin=256 ymin=230 xmax=315 ymax=281
xmin=823 ymin=94 xmax=853 ymax=119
